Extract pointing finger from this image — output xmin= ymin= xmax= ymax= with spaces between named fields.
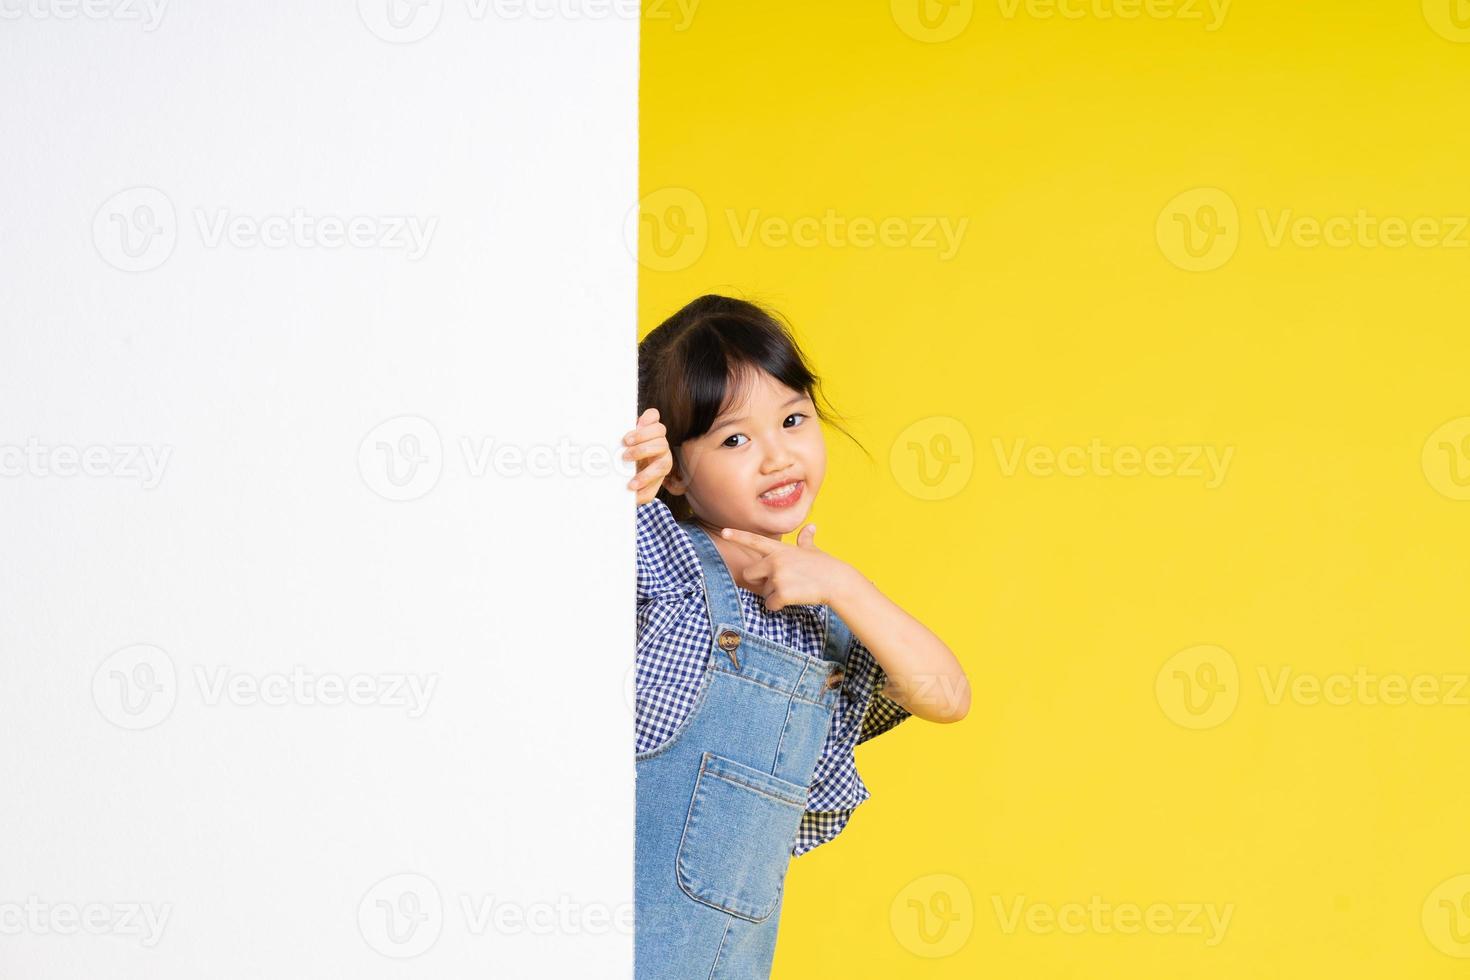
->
xmin=720 ymin=527 xmax=781 ymax=556
xmin=743 ymin=558 xmax=771 ymax=584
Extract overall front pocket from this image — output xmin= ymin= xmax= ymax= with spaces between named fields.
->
xmin=675 ymin=751 xmax=809 ymax=923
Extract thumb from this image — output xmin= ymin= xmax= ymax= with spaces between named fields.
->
xmin=797 ymin=523 xmax=818 ymax=548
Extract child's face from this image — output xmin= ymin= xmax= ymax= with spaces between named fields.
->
xmin=666 ymin=367 xmax=826 ymax=538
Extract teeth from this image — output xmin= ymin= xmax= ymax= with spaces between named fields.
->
xmin=760 ymin=481 xmax=799 ymax=499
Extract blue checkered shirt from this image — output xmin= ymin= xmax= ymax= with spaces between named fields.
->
xmin=636 ymin=498 xmax=911 ymax=856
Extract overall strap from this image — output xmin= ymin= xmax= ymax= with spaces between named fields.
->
xmin=679 ymin=521 xmax=745 ymax=638
xmin=682 ymin=519 xmax=853 ymax=670
xmin=822 ymin=605 xmax=854 ymax=668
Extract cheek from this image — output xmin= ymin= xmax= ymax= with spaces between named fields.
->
xmin=800 ymin=434 xmax=827 ymax=478
xmin=687 ymin=449 xmax=739 ymax=493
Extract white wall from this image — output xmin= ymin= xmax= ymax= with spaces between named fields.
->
xmin=0 ymin=3 xmax=636 ymax=977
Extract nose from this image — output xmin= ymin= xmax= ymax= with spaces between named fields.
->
xmin=761 ymin=432 xmax=796 ymax=470
xmin=761 ymin=447 xmax=794 ymax=473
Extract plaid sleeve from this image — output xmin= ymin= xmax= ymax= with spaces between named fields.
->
xmin=636 ymin=498 xmax=681 ymax=604
xmin=791 ymin=632 xmax=914 ymax=856
xmin=848 ymin=634 xmax=913 ymax=745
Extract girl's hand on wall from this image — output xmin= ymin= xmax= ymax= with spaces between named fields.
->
xmin=719 ymin=525 xmax=863 ymax=611
xmin=623 ymin=408 xmax=671 ymax=506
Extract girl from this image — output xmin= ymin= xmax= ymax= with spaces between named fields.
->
xmin=623 ymin=294 xmax=969 ymax=978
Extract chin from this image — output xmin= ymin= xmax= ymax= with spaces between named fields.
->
xmin=759 ymin=505 xmax=812 ymax=534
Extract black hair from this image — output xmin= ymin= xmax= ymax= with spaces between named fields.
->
xmin=637 ymin=293 xmax=866 ymax=522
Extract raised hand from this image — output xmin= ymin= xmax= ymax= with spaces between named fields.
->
xmin=623 ymin=407 xmax=672 ymax=506
xmin=719 ymin=524 xmax=862 ymax=611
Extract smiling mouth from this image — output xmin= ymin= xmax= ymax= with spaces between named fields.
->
xmin=757 ymin=480 xmax=804 ymax=507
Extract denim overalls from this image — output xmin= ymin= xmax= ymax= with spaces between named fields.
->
xmin=635 ymin=518 xmax=853 ymax=979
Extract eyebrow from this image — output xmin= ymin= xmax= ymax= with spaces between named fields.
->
xmin=712 ymin=393 xmax=809 ymax=429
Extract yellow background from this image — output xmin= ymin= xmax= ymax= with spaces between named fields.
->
xmin=638 ymin=1 xmax=1470 ymax=975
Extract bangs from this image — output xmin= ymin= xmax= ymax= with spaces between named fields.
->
xmin=638 ymin=293 xmax=861 ymax=522
xmin=655 ymin=304 xmax=817 ymax=448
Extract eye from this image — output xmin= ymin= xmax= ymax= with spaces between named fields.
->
xmin=784 ymin=413 xmax=808 ymax=428
xmin=721 ymin=433 xmax=748 ymax=448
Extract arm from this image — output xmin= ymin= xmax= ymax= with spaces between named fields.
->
xmin=720 ymin=523 xmax=971 ymax=725
xmin=830 ymin=572 xmax=970 ymax=724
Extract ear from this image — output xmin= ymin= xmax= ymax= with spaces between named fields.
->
xmin=663 ymin=450 xmax=688 ymax=496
